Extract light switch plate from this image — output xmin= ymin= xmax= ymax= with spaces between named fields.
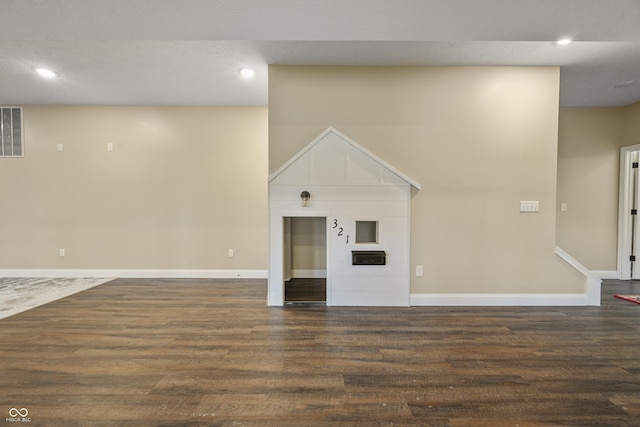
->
xmin=520 ymin=201 xmax=539 ymax=213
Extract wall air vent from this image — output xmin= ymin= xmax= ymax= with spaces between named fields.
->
xmin=0 ymin=107 xmax=24 ymax=157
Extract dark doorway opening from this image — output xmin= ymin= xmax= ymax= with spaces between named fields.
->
xmin=285 ymin=278 xmax=326 ymax=304
xmin=283 ymin=216 xmax=327 ymax=304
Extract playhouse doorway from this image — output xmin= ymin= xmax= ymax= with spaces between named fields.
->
xmin=283 ymin=217 xmax=327 ymax=303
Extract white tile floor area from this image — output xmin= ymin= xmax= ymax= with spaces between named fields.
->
xmin=0 ymin=277 xmax=114 ymax=320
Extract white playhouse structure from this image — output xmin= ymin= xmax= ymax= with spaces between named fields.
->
xmin=268 ymin=127 xmax=421 ymax=306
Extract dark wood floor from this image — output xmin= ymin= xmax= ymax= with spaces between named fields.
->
xmin=1 ymin=279 xmax=640 ymax=426
xmin=285 ymin=278 xmax=326 ymax=302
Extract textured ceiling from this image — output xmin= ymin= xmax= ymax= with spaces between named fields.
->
xmin=1 ymin=0 xmax=639 ymax=107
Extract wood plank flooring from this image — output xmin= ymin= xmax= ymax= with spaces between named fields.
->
xmin=285 ymin=278 xmax=326 ymax=302
xmin=1 ymin=278 xmax=640 ymax=426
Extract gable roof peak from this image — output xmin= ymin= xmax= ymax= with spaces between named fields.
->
xmin=269 ymin=126 xmax=421 ymax=190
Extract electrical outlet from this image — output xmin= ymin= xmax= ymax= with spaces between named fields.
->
xmin=107 ymin=143 xmax=114 ymax=152
xmin=228 ymin=249 xmax=234 ymax=258
xmin=59 ymin=248 xmax=65 ymax=257
xmin=560 ymin=203 xmax=567 ymax=212
xmin=416 ymin=265 xmax=424 ymax=277
xmin=57 ymin=143 xmax=63 ymax=152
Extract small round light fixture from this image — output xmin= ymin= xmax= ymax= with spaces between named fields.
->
xmin=300 ymin=191 xmax=311 ymax=208
xmin=614 ymin=80 xmax=636 ymax=89
xmin=36 ymin=68 xmax=56 ymax=78
xmin=239 ymin=68 xmax=256 ymax=79
xmin=556 ymin=38 xmax=573 ymax=46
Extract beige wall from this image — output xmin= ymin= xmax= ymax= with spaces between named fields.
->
xmin=0 ymin=106 xmax=268 ymax=271
xmin=269 ymin=65 xmax=583 ymax=295
xmin=290 ymin=217 xmax=326 ymax=273
xmin=622 ymin=102 xmax=640 ymax=144
xmin=7 ymin=75 xmax=630 ymax=288
xmin=556 ymin=102 xmax=640 ymax=273
xmin=556 ymin=108 xmax=623 ymax=271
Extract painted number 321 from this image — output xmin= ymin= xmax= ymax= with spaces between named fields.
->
xmin=332 ymin=219 xmax=349 ymax=244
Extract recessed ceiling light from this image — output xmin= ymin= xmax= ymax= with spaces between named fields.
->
xmin=614 ymin=80 xmax=636 ymax=88
xmin=239 ymin=68 xmax=256 ymax=79
xmin=36 ymin=68 xmax=56 ymax=78
xmin=556 ymin=38 xmax=573 ymax=46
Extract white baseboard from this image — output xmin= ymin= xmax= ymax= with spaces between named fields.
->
xmin=292 ymin=269 xmax=327 ymax=278
xmin=0 ymin=269 xmax=268 ymax=279
xmin=409 ymin=248 xmax=601 ymax=307
xmin=591 ymin=270 xmax=618 ymax=280
xmin=410 ymin=293 xmax=588 ymax=306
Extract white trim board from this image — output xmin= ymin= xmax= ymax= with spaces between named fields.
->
xmin=554 ymin=246 xmax=601 ymax=306
xmin=410 ymin=293 xmax=589 ymax=306
xmin=591 ymin=270 xmax=617 ymax=280
xmin=0 ymin=269 xmax=268 ymax=279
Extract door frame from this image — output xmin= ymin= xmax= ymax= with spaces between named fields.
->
xmin=268 ymin=211 xmax=331 ymax=306
xmin=617 ymin=144 xmax=640 ymax=279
